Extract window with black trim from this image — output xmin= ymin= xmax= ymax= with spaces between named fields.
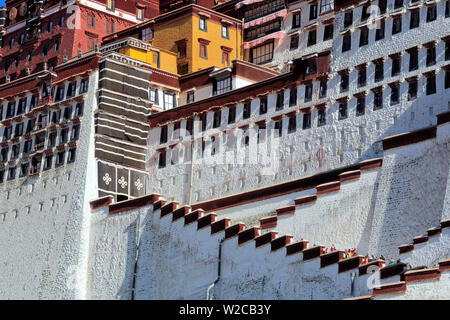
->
xmin=319 ymin=80 xmax=327 ymax=98
xmin=305 ymin=84 xmax=313 ymax=102
xmin=339 ymin=102 xmax=347 ymax=120
xmin=409 ymin=51 xmax=418 ymax=71
xmin=392 ymin=57 xmax=401 ymax=76
xmin=376 ymin=20 xmax=385 ymax=40
xmin=199 ymin=17 xmax=207 ymax=31
xmin=302 ymin=113 xmax=311 ymax=129
xmin=340 ymin=74 xmax=349 ymax=92
xmin=344 ymin=11 xmax=353 ymax=28
xmin=309 ymin=3 xmax=318 ymax=20
xmin=213 ymin=77 xmax=232 ymax=96
xmin=307 ymin=30 xmax=317 ymax=47
xmin=375 ymin=63 xmax=384 ymax=82
xmin=426 ymin=74 xmax=436 ymax=95
xmin=359 ymin=28 xmax=368 ymax=47
xmin=289 ymin=87 xmax=297 ymax=106
xmin=356 ymin=97 xmax=365 ymax=116
xmin=342 ymin=34 xmax=351 ymax=52
xmin=213 ymin=110 xmax=221 ymax=128
xmin=410 ymin=10 xmax=419 ymax=29
xmin=426 ymin=47 xmax=436 ymax=67
xmin=392 ymin=17 xmax=402 ymax=34
xmin=426 ymin=5 xmax=436 ymax=22
xmin=318 ymin=109 xmax=326 ymax=126
xmin=243 ymin=102 xmax=251 ymax=119
xmin=276 ymin=92 xmax=284 ymax=110
xmin=323 ymin=24 xmax=333 ymax=41
xmin=250 ymin=40 xmax=274 ymax=65
xmin=288 ymin=114 xmax=296 ymax=133
xmin=290 ymin=35 xmax=299 ymax=50
xmin=374 ymin=91 xmax=383 ymax=109
xmin=292 ymin=12 xmax=301 ymax=28
xmin=260 ymin=96 xmax=267 ymax=114
xmin=408 ymin=80 xmax=418 ymax=100
xmin=228 ymin=107 xmax=236 ymax=124
xmin=391 ymin=86 xmax=400 ymax=104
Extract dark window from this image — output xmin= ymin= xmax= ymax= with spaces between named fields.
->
xmin=213 ymin=77 xmax=232 ymax=95
xmin=158 ymin=151 xmax=166 ymax=168
xmin=408 ymin=81 xmax=418 ymax=100
xmin=68 ymin=148 xmax=76 ymax=163
xmin=289 ymin=87 xmax=297 ymax=106
xmin=292 ymin=12 xmax=301 ymax=28
xmin=274 ymin=120 xmax=282 ymax=137
xmin=243 ymin=102 xmax=251 ymax=119
xmin=307 ymin=30 xmax=317 ymax=47
xmin=290 ymin=35 xmax=299 ymax=50
xmin=358 ymin=68 xmax=366 ymax=87
xmin=305 ymin=84 xmax=313 ymax=102
xmin=376 ymin=20 xmax=385 ymax=40
xmin=374 ymin=91 xmax=383 ymax=110
xmin=186 ymin=92 xmax=194 ymax=104
xmin=446 ymin=0 xmax=449 ymax=17
xmin=44 ymin=155 xmax=52 ymax=170
xmin=379 ymin=0 xmax=387 ymax=14
xmin=305 ymin=59 xmax=317 ymax=75
xmin=310 ymin=3 xmax=318 ymax=20
xmin=48 ymin=132 xmax=56 ymax=147
xmin=228 ymin=107 xmax=236 ymax=124
xmin=7 ymin=166 xmax=16 ymax=180
xmin=426 ymin=47 xmax=436 ymax=67
xmin=446 ymin=42 xmax=450 ymax=60
xmin=361 ymin=6 xmax=370 ymax=21
xmin=426 ymin=6 xmax=437 ymax=22
xmin=11 ymin=144 xmax=20 ymax=159
xmin=3 ymin=126 xmax=11 ymax=141
xmin=199 ymin=17 xmax=207 ymax=31
xmin=288 ymin=115 xmax=296 ymax=133
xmin=392 ymin=17 xmax=402 ymax=34
xmin=186 ymin=118 xmax=193 ymax=136
xmin=323 ymin=24 xmax=334 ymax=40
xmin=80 ymin=79 xmax=89 ymax=94
xmin=201 ymin=113 xmax=207 ymax=131
xmin=6 ymin=102 xmax=15 ymax=118
xmin=410 ymin=10 xmax=420 ymax=29
xmin=391 ymin=86 xmax=400 ymax=104
xmin=276 ymin=92 xmax=284 ymax=110
xmin=250 ymin=40 xmax=274 ymax=65
xmin=160 ymin=126 xmax=168 ymax=144
xmin=394 ymin=0 xmax=403 ymax=9
xmin=319 ymin=80 xmax=327 ymax=98
xmin=213 ymin=111 xmax=221 ymax=128
xmin=338 ymin=102 xmax=347 ymax=120
xmin=342 ymin=34 xmax=351 ymax=52
xmin=359 ymin=28 xmax=369 ymax=47
xmin=375 ymin=63 xmax=384 ymax=82
xmin=340 ymin=74 xmax=349 ymax=92
xmin=303 ymin=113 xmax=311 ymax=129
xmin=71 ymin=126 xmax=80 ymax=141
xmin=392 ymin=57 xmax=401 ymax=76
xmin=0 ymin=170 xmax=3 ymax=183
xmin=409 ymin=51 xmax=418 ymax=71
xmin=75 ymin=103 xmax=84 ymax=117
xmin=318 ymin=109 xmax=326 ymax=126
xmin=23 ymin=140 xmax=31 ymax=154
xmin=260 ymin=96 xmax=267 ymax=114
xmin=14 ymin=123 xmax=23 ymax=137
xmin=0 ymin=148 xmax=7 ymax=162
xmin=60 ymin=128 xmax=68 ymax=144
xmin=445 ymin=70 xmax=450 ymax=89
xmin=344 ymin=11 xmax=353 ymax=28
xmin=426 ymin=74 xmax=436 ymax=95
xmin=356 ymin=97 xmax=365 ymax=116
xmin=178 ymin=63 xmax=189 ymax=75
xmin=20 ymin=162 xmax=29 ymax=177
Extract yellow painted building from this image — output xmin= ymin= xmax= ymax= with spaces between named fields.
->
xmin=101 ymin=4 xmax=243 ymax=76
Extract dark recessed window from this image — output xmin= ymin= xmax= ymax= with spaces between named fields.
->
xmin=426 ymin=47 xmax=436 ymax=67
xmin=394 ymin=0 xmax=403 ymax=9
xmin=344 ymin=11 xmax=353 ymax=28
xmin=303 ymin=113 xmax=311 ymax=129
xmin=290 ymin=35 xmax=299 ymax=50
xmin=410 ymin=10 xmax=420 ymax=29
xmin=426 ymin=74 xmax=436 ymax=95
xmin=292 ymin=12 xmax=301 ymax=28
xmin=260 ymin=96 xmax=267 ymax=114
xmin=228 ymin=107 xmax=236 ymax=124
xmin=356 ymin=97 xmax=365 ymax=116
xmin=338 ymin=102 xmax=347 ymax=120
xmin=305 ymin=84 xmax=313 ymax=102
xmin=342 ymin=34 xmax=351 ymax=52
xmin=445 ymin=70 xmax=450 ymax=89
xmin=307 ymin=30 xmax=317 ymax=47
xmin=379 ymin=0 xmax=387 ymax=14
xmin=276 ymin=92 xmax=284 ymax=110
xmin=319 ymin=80 xmax=327 ymax=98
xmin=289 ymin=87 xmax=297 ymax=106
xmin=374 ymin=91 xmax=383 ymax=110
xmin=409 ymin=51 xmax=418 ymax=71
xmin=408 ymin=81 xmax=418 ymax=100
xmin=309 ymin=3 xmax=318 ymax=20
xmin=392 ymin=17 xmax=402 ymax=34
xmin=288 ymin=115 xmax=297 ymax=133
xmin=376 ymin=20 xmax=385 ymax=41
xmin=391 ymin=86 xmax=400 ymax=104
xmin=426 ymin=6 xmax=437 ymax=22
xmin=318 ymin=109 xmax=326 ymax=126
xmin=375 ymin=63 xmax=384 ymax=82
xmin=340 ymin=73 xmax=349 ymax=92
xmin=160 ymin=126 xmax=168 ymax=144
xmin=359 ymin=28 xmax=369 ymax=47
xmin=213 ymin=110 xmax=221 ymax=128
xmin=323 ymin=24 xmax=334 ymax=41
xmin=392 ymin=57 xmax=401 ymax=76
xmin=158 ymin=151 xmax=166 ymax=168
xmin=358 ymin=68 xmax=367 ymax=87
xmin=243 ymin=102 xmax=251 ymax=119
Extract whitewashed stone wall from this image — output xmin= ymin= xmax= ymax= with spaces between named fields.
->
xmin=368 ymin=137 xmax=449 ymax=259
xmin=0 ymin=71 xmax=99 ymax=299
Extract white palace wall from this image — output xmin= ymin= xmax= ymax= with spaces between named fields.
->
xmin=0 ymin=71 xmax=99 ymax=299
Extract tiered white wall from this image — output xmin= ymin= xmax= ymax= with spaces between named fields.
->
xmin=0 ymin=72 xmax=99 ymax=299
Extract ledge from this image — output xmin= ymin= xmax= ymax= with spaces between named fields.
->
xmin=382 ymin=126 xmax=437 ymax=151
xmin=398 ymin=244 xmax=414 ymax=254
xmin=316 ymin=181 xmax=340 ymax=195
xmin=197 ymin=213 xmax=217 ymax=229
xmin=359 ymin=259 xmax=385 ymax=276
xmin=109 ymin=194 xmax=160 ymax=215
xmin=320 ymin=250 xmax=344 ymax=268
xmin=380 ymin=263 xmax=406 ymax=279
xmin=426 ymin=227 xmax=441 ymax=237
xmin=294 ymin=194 xmax=317 ymax=206
xmin=225 ymin=223 xmax=245 ymax=239
xmin=172 ymin=206 xmax=191 ymax=221
xmin=276 ymin=205 xmax=295 ymax=216
xmin=211 ymin=218 xmax=231 ymax=234
xmin=90 ymin=195 xmax=114 ymax=211
xmin=359 ymin=158 xmax=382 ymax=171
xmin=338 ymin=255 xmax=364 ymax=273
xmin=413 ymin=235 xmax=428 ymax=244
xmin=440 ymin=219 xmax=450 ymax=229
xmin=438 ymin=258 xmax=450 ymax=272
xmin=286 ymin=240 xmax=308 ymax=256
xmin=255 ymin=231 xmax=278 ymax=248
xmin=153 ymin=199 xmax=167 ymax=211
xmin=303 ymin=245 xmax=325 ymax=261
xmin=372 ymin=281 xmax=406 ymax=296
xmin=404 ymin=268 xmax=440 ymax=283
xmin=160 ymin=202 xmax=179 ymax=217
xmin=437 ymin=111 xmax=450 ymax=125
xmin=339 ymin=170 xmax=360 ymax=182
xmin=184 ymin=209 xmax=204 ymax=225
xmin=259 ymin=216 xmax=277 ymax=229
xmin=238 ymin=227 xmax=260 ymax=245
xmin=271 ymin=235 xmax=293 ymax=251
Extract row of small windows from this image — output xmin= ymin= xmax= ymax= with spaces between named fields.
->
xmin=0 ymin=148 xmax=76 ymax=183
xmin=158 ymin=68 xmax=449 ymax=147
xmin=342 ymin=2 xmax=449 ymax=52
xmin=339 ymin=41 xmax=449 ymax=92
xmin=1 ymin=124 xmax=80 ymax=162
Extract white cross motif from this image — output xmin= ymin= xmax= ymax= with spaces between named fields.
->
xmin=135 ymin=179 xmax=143 ymax=191
xmin=102 ymin=173 xmax=112 ymax=185
xmin=118 ymin=176 xmax=128 ymax=189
